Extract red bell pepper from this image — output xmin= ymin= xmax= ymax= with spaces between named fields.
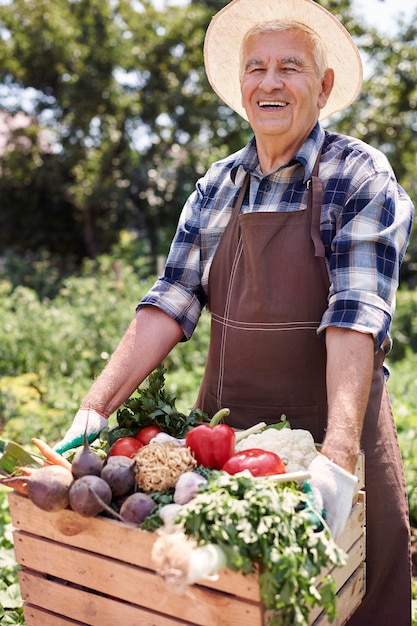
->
xmin=222 ymin=448 xmax=286 ymax=477
xmin=185 ymin=408 xmax=235 ymax=470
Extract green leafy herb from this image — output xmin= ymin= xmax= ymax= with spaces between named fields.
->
xmin=177 ymin=473 xmax=347 ymax=626
xmin=0 ymin=440 xmax=43 ymax=477
xmin=111 ymin=364 xmax=209 ymax=442
xmin=264 ymin=414 xmax=291 ymax=431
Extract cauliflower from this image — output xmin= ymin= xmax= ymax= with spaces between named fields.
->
xmin=235 ymin=428 xmax=318 ymax=473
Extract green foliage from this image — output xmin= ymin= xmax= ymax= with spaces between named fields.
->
xmin=413 ymin=579 xmax=417 ymax=626
xmin=386 ymin=352 xmax=417 ymax=526
xmin=0 ymin=0 xmax=247 ymax=265
xmin=112 ymin=363 xmax=208 ymax=442
xmin=0 ymin=233 xmax=211 ymax=446
xmin=0 ymin=488 xmax=24 ymax=624
xmin=389 ymin=289 xmax=417 ymax=361
xmin=178 ymin=473 xmax=347 ymax=625
xmin=0 ymin=245 xmax=416 ymax=622
xmin=0 ymin=0 xmax=415 ymax=284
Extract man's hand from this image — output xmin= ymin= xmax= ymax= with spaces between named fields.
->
xmin=53 ymin=409 xmax=108 ymax=454
xmin=308 ymin=453 xmax=358 ymax=539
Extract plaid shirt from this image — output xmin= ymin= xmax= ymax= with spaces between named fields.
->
xmin=139 ymin=123 xmax=414 ymax=353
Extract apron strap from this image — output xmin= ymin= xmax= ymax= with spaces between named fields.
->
xmin=309 ymin=151 xmax=326 ymax=259
xmin=235 ymin=156 xmax=326 ymax=263
xmin=233 ymin=173 xmax=250 ymax=215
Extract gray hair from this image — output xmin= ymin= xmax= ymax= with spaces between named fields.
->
xmin=240 ymin=21 xmax=329 ymax=79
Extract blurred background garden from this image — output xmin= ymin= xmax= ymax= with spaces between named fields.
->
xmin=0 ymin=0 xmax=416 ymax=622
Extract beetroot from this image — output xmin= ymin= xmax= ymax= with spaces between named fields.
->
xmin=119 ymin=492 xmax=156 ymax=524
xmin=71 ymin=431 xmax=104 ymax=479
xmin=27 ymin=465 xmax=74 ymax=512
xmin=69 ymin=475 xmax=112 ymax=517
xmin=100 ymin=456 xmax=135 ymax=496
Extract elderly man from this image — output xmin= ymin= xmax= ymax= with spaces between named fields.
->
xmin=55 ymin=1 xmax=413 ymax=623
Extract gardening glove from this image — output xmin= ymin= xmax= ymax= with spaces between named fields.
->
xmin=307 ymin=453 xmax=358 ymax=540
xmin=53 ymin=408 xmax=108 ymax=454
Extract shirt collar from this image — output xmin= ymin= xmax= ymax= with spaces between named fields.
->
xmin=231 ymin=122 xmax=325 ymax=185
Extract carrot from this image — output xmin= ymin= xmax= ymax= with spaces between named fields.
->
xmin=18 ymin=466 xmax=39 ymax=477
xmin=30 ymin=454 xmax=53 ymax=467
xmin=0 ymin=476 xmax=28 ymax=495
xmin=31 ymin=438 xmax=72 ymax=471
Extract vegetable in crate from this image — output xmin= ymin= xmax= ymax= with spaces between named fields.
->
xmin=222 ymin=448 xmax=286 ymax=476
xmin=134 ymin=442 xmax=197 ymax=492
xmin=185 ymin=408 xmax=234 ymax=469
xmin=235 ymin=426 xmax=318 ymax=473
xmin=136 ymin=425 xmax=162 ymax=445
xmin=71 ymin=433 xmax=104 ymax=478
xmin=111 ymin=364 xmax=209 ymax=444
xmin=69 ymin=475 xmax=113 ymax=518
xmin=108 ymin=437 xmax=143 ymax=458
xmin=173 ymin=471 xmax=208 ymax=504
xmin=100 ymin=455 xmax=136 ymax=497
xmin=152 ymin=472 xmax=347 ymax=626
xmin=27 ymin=465 xmax=74 ymax=512
xmin=119 ymin=492 xmax=156 ymax=524
xmin=0 ymin=439 xmax=43 ymax=476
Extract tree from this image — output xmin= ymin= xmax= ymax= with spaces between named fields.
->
xmin=0 ymin=0 xmax=415 ymax=281
xmin=326 ymin=0 xmax=417 ymax=285
xmin=0 ymin=0 xmax=246 ymax=266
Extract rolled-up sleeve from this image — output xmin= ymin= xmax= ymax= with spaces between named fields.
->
xmin=137 ymin=185 xmax=206 ymax=339
xmin=319 ymin=148 xmax=414 ymax=352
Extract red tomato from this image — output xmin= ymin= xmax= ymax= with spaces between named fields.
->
xmin=109 ymin=437 xmax=143 ymax=458
xmin=222 ymin=448 xmax=286 ymax=477
xmin=135 ymin=425 xmax=162 ymax=445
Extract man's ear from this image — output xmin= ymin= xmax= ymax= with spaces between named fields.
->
xmin=318 ymin=68 xmax=335 ymax=110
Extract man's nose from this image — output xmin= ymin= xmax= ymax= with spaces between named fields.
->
xmin=259 ymin=69 xmax=284 ymax=91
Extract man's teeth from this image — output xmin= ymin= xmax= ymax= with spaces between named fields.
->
xmin=259 ymin=101 xmax=287 ymax=107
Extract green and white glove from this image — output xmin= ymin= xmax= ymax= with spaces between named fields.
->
xmin=308 ymin=453 xmax=358 ymax=540
xmin=53 ymin=409 xmax=108 ymax=454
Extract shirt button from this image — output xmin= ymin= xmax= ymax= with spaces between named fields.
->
xmin=264 ymin=183 xmax=271 ymax=191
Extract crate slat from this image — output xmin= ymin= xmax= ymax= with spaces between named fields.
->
xmin=22 ymin=602 xmax=86 ymax=626
xmin=8 ymin=491 xmax=260 ymax=601
xmin=312 ymin=566 xmax=366 ymax=626
xmin=19 ymin=571 xmax=197 ymax=626
xmin=14 ymin=531 xmax=261 ymax=626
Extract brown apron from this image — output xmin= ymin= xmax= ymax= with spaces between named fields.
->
xmin=196 ymin=160 xmax=411 ymax=624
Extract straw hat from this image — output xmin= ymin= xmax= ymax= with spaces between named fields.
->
xmin=204 ymin=0 xmax=363 ymax=120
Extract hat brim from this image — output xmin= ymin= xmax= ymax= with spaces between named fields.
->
xmin=204 ymin=0 xmax=363 ymax=121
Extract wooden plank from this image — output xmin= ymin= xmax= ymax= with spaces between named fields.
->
xmin=23 ymin=603 xmax=86 ymax=626
xmin=309 ymin=534 xmax=365 ymax=623
xmin=14 ymin=533 xmax=262 ymax=626
xmin=332 ymin=534 xmax=365 ymax=591
xmin=336 ymin=493 xmax=365 ymax=553
xmin=19 ymin=571 xmax=198 ymax=626
xmin=354 ymin=453 xmax=365 ymax=491
xmin=8 ymin=492 xmax=260 ymax=600
xmin=8 ymin=490 xmax=364 ymax=574
xmin=312 ymin=565 xmax=366 ymax=626
xmin=8 ymin=492 xmax=157 ymax=568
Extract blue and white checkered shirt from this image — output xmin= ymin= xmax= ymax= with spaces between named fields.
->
xmin=138 ymin=123 xmax=414 ymax=353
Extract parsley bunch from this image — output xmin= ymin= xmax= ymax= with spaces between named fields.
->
xmin=177 ymin=473 xmax=347 ymax=626
xmin=111 ymin=364 xmax=208 ymax=442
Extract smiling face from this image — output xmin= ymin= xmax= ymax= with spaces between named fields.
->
xmin=240 ymin=28 xmax=334 ymax=158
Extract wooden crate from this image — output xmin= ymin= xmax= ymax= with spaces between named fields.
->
xmin=8 ymin=454 xmax=365 ymax=626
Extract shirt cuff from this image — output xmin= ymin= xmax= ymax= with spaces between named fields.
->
xmin=137 ymin=280 xmax=202 ymax=340
xmin=318 ymin=298 xmax=391 ymax=352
